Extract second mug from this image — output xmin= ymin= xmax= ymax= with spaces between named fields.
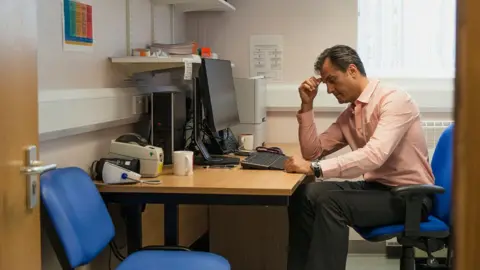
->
xmin=238 ymin=134 xmax=254 ymax=151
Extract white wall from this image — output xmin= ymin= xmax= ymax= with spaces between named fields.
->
xmin=186 ymin=0 xmax=357 ymax=82
xmin=40 ymin=125 xmax=133 ymax=171
xmin=185 ymin=0 xmax=453 ymax=111
xmin=185 ymin=0 xmax=454 ymax=115
xmin=38 ymin=0 xmax=128 ymax=90
xmin=184 ymin=0 xmax=454 ymax=156
xmin=37 ymin=0 xmax=189 ymax=139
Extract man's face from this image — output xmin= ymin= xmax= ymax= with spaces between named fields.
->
xmin=319 ymin=58 xmax=358 ymax=104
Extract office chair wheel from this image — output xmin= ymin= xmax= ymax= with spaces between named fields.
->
xmin=427 ymin=257 xmax=440 ymax=267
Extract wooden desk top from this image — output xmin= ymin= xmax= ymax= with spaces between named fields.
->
xmin=96 ymin=143 xmax=305 ymax=196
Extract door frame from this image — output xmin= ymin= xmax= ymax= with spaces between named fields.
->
xmin=454 ymin=0 xmax=480 ymax=268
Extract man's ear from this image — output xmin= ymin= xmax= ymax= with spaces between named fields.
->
xmin=347 ymin=64 xmax=357 ymax=78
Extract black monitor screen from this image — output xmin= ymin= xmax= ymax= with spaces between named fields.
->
xmin=198 ymin=58 xmax=240 ymax=132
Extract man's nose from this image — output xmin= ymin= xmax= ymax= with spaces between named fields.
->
xmin=327 ymin=86 xmax=334 ymax=94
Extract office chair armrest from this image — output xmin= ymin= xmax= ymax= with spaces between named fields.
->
xmin=140 ymin=245 xmax=191 ymax=251
xmin=391 ymin=184 xmax=445 ymax=197
xmin=391 ymin=184 xmax=444 ymax=238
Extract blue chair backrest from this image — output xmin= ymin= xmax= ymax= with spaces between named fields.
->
xmin=430 ymin=124 xmax=454 ymax=226
xmin=40 ymin=167 xmax=115 ymax=268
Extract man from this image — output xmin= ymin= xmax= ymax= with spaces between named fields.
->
xmin=283 ymin=45 xmax=434 ymax=270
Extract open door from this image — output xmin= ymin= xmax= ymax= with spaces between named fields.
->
xmin=454 ymin=0 xmax=480 ymax=268
xmin=0 ymin=0 xmax=55 ymax=269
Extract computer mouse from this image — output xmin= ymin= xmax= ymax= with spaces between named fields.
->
xmin=115 ymin=133 xmax=148 ymax=147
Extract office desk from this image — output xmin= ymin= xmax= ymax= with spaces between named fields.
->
xmin=96 ymin=143 xmax=306 ymax=254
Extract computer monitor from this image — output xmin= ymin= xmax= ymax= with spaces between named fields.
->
xmin=198 ymin=58 xmax=240 ymax=133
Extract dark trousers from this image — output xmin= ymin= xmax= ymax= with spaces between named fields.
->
xmin=287 ymin=180 xmax=432 ymax=270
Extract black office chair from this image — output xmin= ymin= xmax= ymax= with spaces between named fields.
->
xmin=355 ymin=124 xmax=454 ymax=270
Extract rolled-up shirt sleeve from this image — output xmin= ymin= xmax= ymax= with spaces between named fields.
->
xmin=297 ymin=110 xmax=348 ymax=161
xmin=319 ymin=91 xmax=419 ymax=179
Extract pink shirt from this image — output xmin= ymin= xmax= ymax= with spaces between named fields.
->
xmin=297 ymin=80 xmax=434 ymax=186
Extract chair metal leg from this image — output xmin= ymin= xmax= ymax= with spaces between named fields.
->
xmin=446 ymin=247 xmax=453 ymax=268
xmin=446 ymin=238 xmax=454 ymax=268
xmin=425 ymin=238 xmax=440 ymax=267
xmin=400 ymin=246 xmax=416 ymax=270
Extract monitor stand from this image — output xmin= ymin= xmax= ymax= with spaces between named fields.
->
xmin=203 ymin=127 xmax=239 ymax=155
xmin=194 ymin=137 xmax=240 ymax=166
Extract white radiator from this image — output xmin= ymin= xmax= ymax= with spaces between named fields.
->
xmin=421 ymin=120 xmax=454 ymax=160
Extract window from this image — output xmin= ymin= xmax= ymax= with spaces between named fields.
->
xmin=357 ymin=0 xmax=457 ymax=79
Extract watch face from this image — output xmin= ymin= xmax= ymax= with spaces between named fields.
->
xmin=311 ymin=162 xmax=321 ymax=177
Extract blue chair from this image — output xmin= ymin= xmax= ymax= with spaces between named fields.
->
xmin=40 ymin=167 xmax=230 ymax=270
xmin=355 ymin=124 xmax=454 ymax=270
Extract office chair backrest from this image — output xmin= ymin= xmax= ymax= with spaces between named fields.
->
xmin=430 ymin=124 xmax=454 ymax=226
xmin=41 ymin=167 xmax=115 ymax=268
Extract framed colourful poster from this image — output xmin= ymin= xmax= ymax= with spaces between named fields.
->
xmin=62 ymin=0 xmax=94 ymax=52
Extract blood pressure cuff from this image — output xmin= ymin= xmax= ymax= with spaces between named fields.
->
xmin=90 ymin=158 xmax=141 ymax=180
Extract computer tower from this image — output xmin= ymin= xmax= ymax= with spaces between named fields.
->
xmin=150 ymin=91 xmax=187 ymax=165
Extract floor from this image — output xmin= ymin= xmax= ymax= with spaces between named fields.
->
xmin=346 ymin=255 xmax=399 ymax=270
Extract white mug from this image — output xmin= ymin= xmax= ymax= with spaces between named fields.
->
xmin=173 ymin=151 xmax=194 ymax=176
xmin=239 ymin=134 xmax=254 ymax=151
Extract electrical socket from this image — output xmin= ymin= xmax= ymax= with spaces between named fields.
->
xmin=132 ymin=95 xmax=148 ymax=115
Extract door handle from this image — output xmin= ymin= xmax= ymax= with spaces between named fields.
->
xmin=22 ymin=145 xmax=57 ymax=209
xmin=21 ymin=163 xmax=57 ymax=175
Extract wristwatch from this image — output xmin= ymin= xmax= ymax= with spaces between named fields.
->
xmin=310 ymin=161 xmax=323 ymax=178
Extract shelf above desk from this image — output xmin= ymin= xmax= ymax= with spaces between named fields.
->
xmin=110 ymin=56 xmax=235 ymax=76
xmin=110 ymin=56 xmax=201 ymax=76
xmin=152 ymin=0 xmax=235 ymax=12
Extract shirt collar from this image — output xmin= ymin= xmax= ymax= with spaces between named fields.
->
xmin=356 ymin=79 xmax=379 ymax=104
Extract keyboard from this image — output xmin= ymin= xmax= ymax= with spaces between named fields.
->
xmin=241 ymin=152 xmax=288 ymax=170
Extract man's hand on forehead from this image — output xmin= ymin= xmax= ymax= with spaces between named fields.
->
xmin=313 ymin=75 xmax=323 ymax=84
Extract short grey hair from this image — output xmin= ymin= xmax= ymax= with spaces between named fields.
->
xmin=314 ymin=45 xmax=367 ymax=76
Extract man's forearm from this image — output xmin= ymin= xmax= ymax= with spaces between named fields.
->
xmin=300 ymin=102 xmax=313 ymax=113
xmin=297 ymin=105 xmax=348 ymax=162
xmin=297 ymin=103 xmax=322 ymax=160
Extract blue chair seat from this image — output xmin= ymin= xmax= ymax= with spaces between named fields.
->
xmin=355 ymin=215 xmax=450 ymax=241
xmin=117 ymin=250 xmax=230 ymax=270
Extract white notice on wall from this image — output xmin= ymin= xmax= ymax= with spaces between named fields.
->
xmin=250 ymin=35 xmax=284 ymax=81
